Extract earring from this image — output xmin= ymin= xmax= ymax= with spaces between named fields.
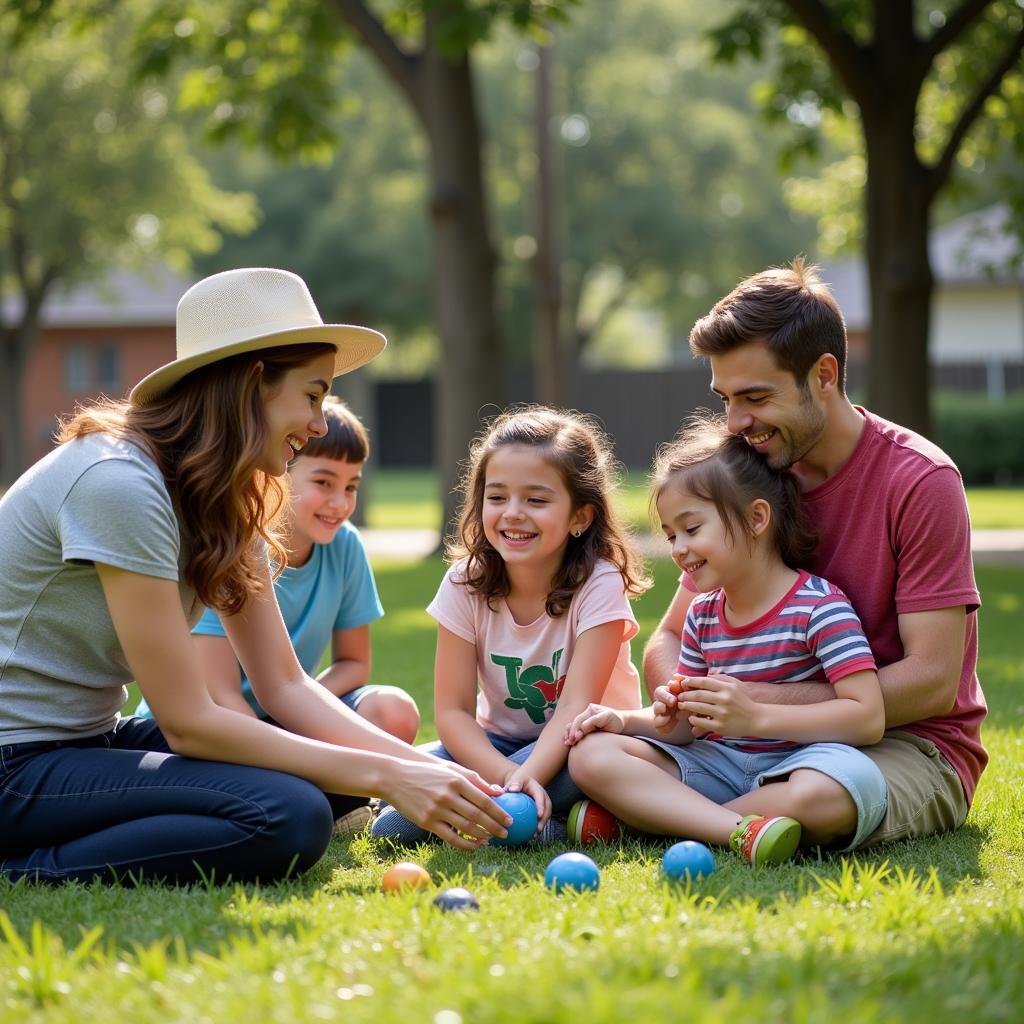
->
xmin=573 ymin=529 xmax=583 ymax=538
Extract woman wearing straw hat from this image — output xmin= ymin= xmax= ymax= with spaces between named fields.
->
xmin=0 ymin=268 xmax=511 ymax=884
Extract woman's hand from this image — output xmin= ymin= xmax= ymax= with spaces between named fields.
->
xmin=564 ymin=702 xmax=626 ymax=746
xmin=380 ymin=759 xmax=511 ymax=850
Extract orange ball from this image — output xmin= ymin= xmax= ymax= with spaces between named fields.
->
xmin=381 ymin=861 xmax=432 ymax=893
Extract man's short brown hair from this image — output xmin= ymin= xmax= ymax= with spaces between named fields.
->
xmin=689 ymin=258 xmax=848 ymax=393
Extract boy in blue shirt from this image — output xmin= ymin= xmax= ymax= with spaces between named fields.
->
xmin=138 ymin=397 xmax=420 ymax=755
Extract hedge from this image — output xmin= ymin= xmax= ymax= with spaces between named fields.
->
xmin=934 ymin=392 xmax=1024 ymax=485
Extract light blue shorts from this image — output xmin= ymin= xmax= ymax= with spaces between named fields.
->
xmin=640 ymin=737 xmax=888 ymax=850
xmin=339 ymin=685 xmax=377 ymax=712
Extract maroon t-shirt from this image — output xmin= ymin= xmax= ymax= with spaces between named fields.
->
xmin=802 ymin=409 xmax=986 ymax=801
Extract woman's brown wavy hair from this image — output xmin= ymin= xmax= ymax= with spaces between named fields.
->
xmin=650 ymin=411 xmax=816 ymax=568
xmin=447 ymin=405 xmax=650 ymax=616
xmin=57 ymin=342 xmax=337 ymax=616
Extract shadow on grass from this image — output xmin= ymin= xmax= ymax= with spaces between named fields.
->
xmin=0 ymin=820 xmax=991 ymax=964
xmin=318 ymin=817 xmax=989 ymax=909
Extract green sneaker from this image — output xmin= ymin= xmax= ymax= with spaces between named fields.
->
xmin=729 ymin=814 xmax=801 ymax=866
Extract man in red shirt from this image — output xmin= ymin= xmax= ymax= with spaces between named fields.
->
xmin=645 ymin=259 xmax=985 ymax=846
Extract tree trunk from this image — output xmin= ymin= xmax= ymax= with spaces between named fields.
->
xmin=531 ymin=39 xmax=566 ymax=407
xmin=422 ymin=26 xmax=504 ymax=536
xmin=0 ymin=302 xmax=44 ymax=485
xmin=0 ymin=329 xmax=27 ymax=486
xmin=862 ymin=111 xmax=934 ymax=439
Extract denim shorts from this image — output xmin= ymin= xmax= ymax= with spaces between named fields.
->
xmin=339 ymin=685 xmax=376 ymax=712
xmin=640 ymin=736 xmax=888 ymax=850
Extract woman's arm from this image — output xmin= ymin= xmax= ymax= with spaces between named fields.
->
xmin=315 ymin=624 xmax=372 ymax=697
xmin=434 ymin=625 xmax=518 ymax=784
xmin=97 ymin=564 xmax=510 ymax=847
xmin=679 ymin=669 xmax=886 ymax=746
xmin=193 ymin=634 xmax=257 ymax=717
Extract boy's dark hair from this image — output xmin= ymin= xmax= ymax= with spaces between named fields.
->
xmin=300 ymin=396 xmax=369 ymax=463
xmin=651 ymin=412 xmax=816 ymax=569
xmin=689 ymin=257 xmax=848 ymax=394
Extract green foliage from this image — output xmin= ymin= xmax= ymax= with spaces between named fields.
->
xmin=418 ymin=0 xmax=580 ymax=56
xmin=505 ymin=0 xmax=815 ymax=360
xmin=0 ymin=3 xmax=256 ymax=287
xmin=193 ymin=58 xmax=433 ymax=336
xmin=128 ymin=1 xmax=580 ymax=159
xmin=181 ymin=0 xmax=819 ymax=368
xmin=133 ymin=0 xmax=352 ymax=163
xmin=707 ymin=1 xmax=1024 ymax=251
xmin=934 ymin=392 xmax=1024 ymax=485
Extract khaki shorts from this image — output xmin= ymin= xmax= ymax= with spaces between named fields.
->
xmin=858 ymin=730 xmax=969 ymax=848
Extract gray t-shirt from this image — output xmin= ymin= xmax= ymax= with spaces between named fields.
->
xmin=0 ymin=432 xmax=203 ymax=743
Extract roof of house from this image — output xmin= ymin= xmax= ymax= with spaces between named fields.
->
xmin=822 ymin=203 xmax=1023 ymax=330
xmin=2 ymin=264 xmax=195 ymax=328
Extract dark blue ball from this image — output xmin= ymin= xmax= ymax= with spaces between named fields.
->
xmin=432 ymin=887 xmax=480 ymax=912
xmin=490 ymin=792 xmax=539 ymax=846
xmin=544 ymin=852 xmax=600 ymax=893
xmin=662 ymin=841 xmax=716 ymax=882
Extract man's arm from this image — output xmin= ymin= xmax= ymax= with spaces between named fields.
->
xmin=876 ymin=606 xmax=966 ymax=726
xmin=643 ymin=583 xmax=835 ymax=708
xmin=641 ymin=584 xmax=692 ymax=701
xmin=694 ymin=606 xmax=966 ymax=720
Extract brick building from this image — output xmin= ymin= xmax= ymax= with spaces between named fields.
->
xmin=10 ymin=266 xmax=192 ymax=468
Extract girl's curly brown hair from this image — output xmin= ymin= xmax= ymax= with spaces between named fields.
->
xmin=447 ymin=405 xmax=650 ymax=616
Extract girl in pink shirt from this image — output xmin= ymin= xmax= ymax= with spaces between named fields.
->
xmin=373 ymin=406 xmax=648 ymax=844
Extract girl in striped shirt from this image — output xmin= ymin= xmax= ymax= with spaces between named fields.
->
xmin=565 ymin=414 xmax=887 ymax=866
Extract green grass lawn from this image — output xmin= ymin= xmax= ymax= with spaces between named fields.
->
xmin=3 ymin=561 xmax=1022 ymax=1022
xmin=369 ymin=468 xmax=1024 ymax=532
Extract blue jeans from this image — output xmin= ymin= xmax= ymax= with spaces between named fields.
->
xmin=371 ymin=731 xmax=583 ymax=844
xmin=0 ymin=717 xmax=349 ymax=885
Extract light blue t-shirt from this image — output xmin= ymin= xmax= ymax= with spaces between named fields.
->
xmin=136 ymin=521 xmax=383 ymax=719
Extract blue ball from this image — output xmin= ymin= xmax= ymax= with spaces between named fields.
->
xmin=432 ymin=887 xmax=480 ymax=912
xmin=662 ymin=841 xmax=716 ymax=882
xmin=490 ymin=792 xmax=539 ymax=847
xmin=544 ymin=852 xmax=600 ymax=893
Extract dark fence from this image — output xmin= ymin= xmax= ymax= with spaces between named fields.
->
xmin=375 ymin=366 xmax=712 ymax=468
xmin=370 ymin=359 xmax=1024 ymax=468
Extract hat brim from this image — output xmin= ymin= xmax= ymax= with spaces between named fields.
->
xmin=128 ymin=324 xmax=386 ymax=405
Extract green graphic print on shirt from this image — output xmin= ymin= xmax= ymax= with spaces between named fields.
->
xmin=492 ymin=648 xmax=566 ymax=725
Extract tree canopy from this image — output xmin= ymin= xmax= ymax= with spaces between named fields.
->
xmin=0 ymin=5 xmax=256 ymax=482
xmin=709 ymin=0 xmax=1024 ymax=434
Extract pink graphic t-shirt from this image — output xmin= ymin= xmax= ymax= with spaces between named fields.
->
xmin=428 ymin=558 xmax=640 ymax=739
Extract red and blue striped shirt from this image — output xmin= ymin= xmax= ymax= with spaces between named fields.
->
xmin=679 ymin=570 xmax=877 ymax=752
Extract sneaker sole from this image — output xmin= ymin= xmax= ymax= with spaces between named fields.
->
xmin=333 ymin=805 xmax=374 ymax=836
xmin=749 ymin=817 xmax=801 ymax=865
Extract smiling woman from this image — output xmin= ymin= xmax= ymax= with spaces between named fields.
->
xmin=0 ymin=268 xmax=513 ymax=887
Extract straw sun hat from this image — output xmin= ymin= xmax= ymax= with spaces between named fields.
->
xmin=129 ymin=267 xmax=386 ymax=405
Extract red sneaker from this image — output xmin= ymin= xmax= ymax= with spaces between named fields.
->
xmin=567 ymin=799 xmax=622 ymax=844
